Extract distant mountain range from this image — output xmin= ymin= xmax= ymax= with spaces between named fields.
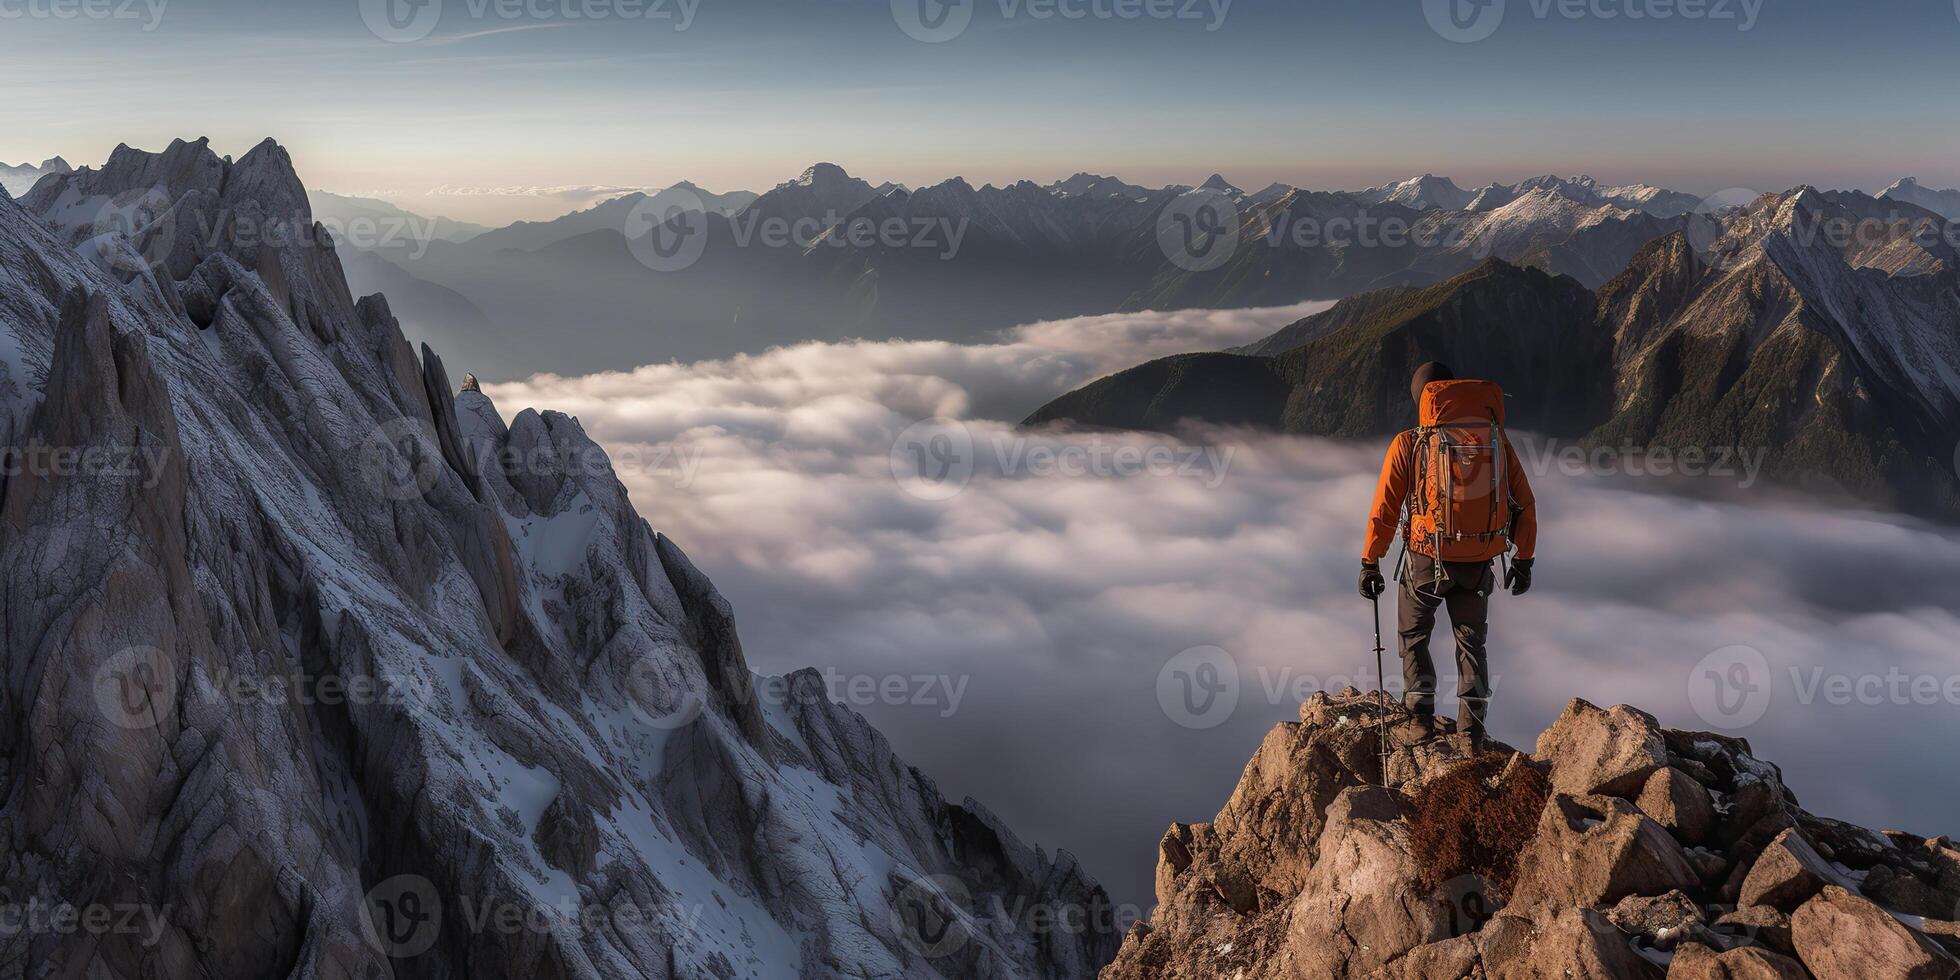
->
xmin=0 ymin=156 xmax=71 ymax=196
xmin=1880 ymin=177 xmax=1960 ymax=220
xmin=332 ymin=164 xmax=1867 ymax=379
xmin=307 ymin=190 xmax=492 ymax=244
xmin=1027 ymin=187 xmax=1960 ymax=521
xmin=18 ymin=147 xmax=1960 ymax=396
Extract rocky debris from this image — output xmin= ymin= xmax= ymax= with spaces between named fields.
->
xmin=1100 ymin=693 xmax=1960 ymax=979
xmin=1606 ymin=889 xmax=1703 ymax=947
xmin=0 ymin=139 xmax=1120 ymax=979
xmin=1715 ymin=904 xmax=1796 ymax=956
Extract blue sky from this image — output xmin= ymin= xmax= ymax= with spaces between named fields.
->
xmin=4 ymin=0 xmax=1959 ymax=222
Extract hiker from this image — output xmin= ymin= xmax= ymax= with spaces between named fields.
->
xmin=1357 ymin=362 xmax=1536 ymax=748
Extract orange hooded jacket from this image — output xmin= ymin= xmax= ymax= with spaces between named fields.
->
xmin=1361 ymin=428 xmax=1537 ymax=564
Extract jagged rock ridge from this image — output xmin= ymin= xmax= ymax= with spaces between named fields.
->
xmin=1104 ymin=692 xmax=1960 ymax=979
xmin=0 ymin=137 xmax=1119 ymax=978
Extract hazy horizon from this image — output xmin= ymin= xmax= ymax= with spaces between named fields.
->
xmin=7 ymin=0 xmax=1960 ymax=224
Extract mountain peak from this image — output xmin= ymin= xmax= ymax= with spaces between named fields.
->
xmin=1200 ymin=173 xmax=1240 ymax=193
xmin=794 ymin=162 xmax=853 ymax=187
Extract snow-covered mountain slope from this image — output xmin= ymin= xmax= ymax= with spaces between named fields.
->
xmin=0 ymin=155 xmax=71 ymax=197
xmin=1123 ymin=181 xmax=1689 ymax=312
xmin=0 ymin=137 xmax=1119 ymax=978
xmin=1361 ymin=173 xmax=1699 ymax=217
xmin=1354 ymin=173 xmax=1476 ymax=211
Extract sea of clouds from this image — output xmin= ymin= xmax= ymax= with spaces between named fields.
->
xmin=486 ymin=304 xmax=1960 ymax=910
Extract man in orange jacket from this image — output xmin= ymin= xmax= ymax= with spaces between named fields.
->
xmin=1358 ymin=362 xmax=1536 ymax=746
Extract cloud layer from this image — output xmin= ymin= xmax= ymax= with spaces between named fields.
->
xmin=487 ymin=305 xmax=1960 ymax=910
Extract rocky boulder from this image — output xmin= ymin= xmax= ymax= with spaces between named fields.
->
xmin=1790 ymin=886 xmax=1959 ymax=979
xmin=1669 ymin=942 xmax=1808 ymax=979
xmin=1739 ymin=828 xmax=1853 ymax=913
xmin=1536 ymin=698 xmax=1670 ymax=798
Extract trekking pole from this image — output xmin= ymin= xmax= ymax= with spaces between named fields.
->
xmin=1372 ymin=591 xmax=1389 ymax=787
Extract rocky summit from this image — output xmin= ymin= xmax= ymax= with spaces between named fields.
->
xmin=1104 ymin=693 xmax=1960 ymax=979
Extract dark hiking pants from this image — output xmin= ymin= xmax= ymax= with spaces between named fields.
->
xmin=1397 ymin=552 xmax=1493 ymax=736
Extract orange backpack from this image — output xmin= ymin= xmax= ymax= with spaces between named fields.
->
xmin=1405 ymin=380 xmax=1512 ymax=567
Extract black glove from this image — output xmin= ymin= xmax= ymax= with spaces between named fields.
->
xmin=1359 ymin=561 xmax=1386 ymax=600
xmin=1505 ymin=558 xmax=1534 ymax=596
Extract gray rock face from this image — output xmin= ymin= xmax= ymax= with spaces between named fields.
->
xmin=0 ymin=139 xmax=1119 ymax=978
